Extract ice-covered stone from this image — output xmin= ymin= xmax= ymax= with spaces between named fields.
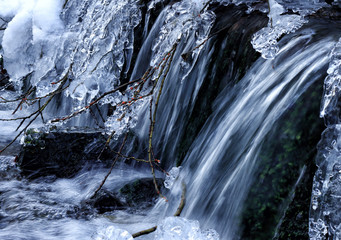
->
xmin=310 ymin=58 xmax=341 ymax=240
xmin=155 ymin=217 xmax=220 ymax=240
xmin=150 ymin=0 xmax=215 ymax=68
xmin=251 ymin=0 xmax=308 ymax=59
xmin=93 ymin=226 xmax=133 ymax=240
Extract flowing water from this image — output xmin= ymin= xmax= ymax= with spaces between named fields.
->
xmin=156 ymin=26 xmax=338 ymax=239
xmin=1 ymin=0 xmax=341 ymax=239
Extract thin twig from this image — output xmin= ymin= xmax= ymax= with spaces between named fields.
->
xmin=90 ymin=133 xmax=128 ymax=199
xmin=110 ymin=151 xmax=149 ymax=163
xmin=0 ymin=17 xmax=8 ymax=23
xmin=174 ymin=181 xmax=186 ymax=216
xmin=147 ymin=43 xmax=177 ymax=200
xmin=63 ymin=0 xmax=69 ymax=9
xmin=50 ymin=77 xmax=144 ymax=123
xmin=89 ymin=106 xmax=104 ymax=129
xmin=12 ymin=86 xmax=36 ymax=115
xmin=38 ymin=100 xmax=45 ymax=123
xmin=97 ymin=130 xmax=115 ymax=161
xmin=132 ymin=181 xmax=187 ymax=238
xmin=50 ymin=46 xmax=176 ymax=123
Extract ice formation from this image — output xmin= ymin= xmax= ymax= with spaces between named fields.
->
xmin=93 ymin=226 xmax=133 ymax=240
xmin=0 ymin=0 xmax=216 ymax=137
xmin=155 ymin=217 xmax=219 ymax=240
xmin=92 ymin=217 xmax=220 ymax=240
xmin=251 ymin=0 xmax=327 ymax=59
xmin=164 ymin=167 xmax=181 ymax=189
xmin=0 ymin=0 xmax=141 ymax=119
xmin=320 ymin=38 xmax=341 ymax=119
xmin=310 ymin=38 xmax=341 ymax=239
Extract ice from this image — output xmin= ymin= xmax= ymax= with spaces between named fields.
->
xmin=150 ymin=0 xmax=215 ymax=68
xmin=91 ymin=217 xmax=219 ymax=240
xmin=309 ymin=219 xmax=328 ymax=240
xmin=155 ymin=216 xmax=220 ymax=240
xmin=1 ymin=0 xmax=141 ymax=115
xmin=0 ymin=0 xmax=217 ymax=136
xmin=93 ymin=226 xmax=133 ymax=240
xmin=320 ymin=38 xmax=341 ymax=120
xmin=251 ymin=0 xmax=308 ymax=59
xmin=164 ymin=167 xmax=181 ymax=189
xmin=310 ymin=41 xmax=341 ymax=239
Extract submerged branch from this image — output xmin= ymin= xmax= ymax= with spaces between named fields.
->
xmin=132 ymin=181 xmax=187 ymax=238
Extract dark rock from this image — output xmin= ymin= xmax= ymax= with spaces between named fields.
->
xmin=91 ymin=190 xmax=125 ymax=214
xmin=119 ymin=178 xmax=163 ymax=208
xmin=18 ymin=129 xmax=113 ymax=179
xmin=0 ymin=56 xmax=13 ymax=91
xmin=85 ymin=178 xmax=163 ymax=214
xmin=309 ymin=4 xmax=341 ymax=20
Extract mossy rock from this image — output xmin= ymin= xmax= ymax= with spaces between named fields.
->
xmin=18 ymin=130 xmax=113 ymax=179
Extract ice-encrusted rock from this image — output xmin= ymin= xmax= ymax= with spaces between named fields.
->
xmin=93 ymin=226 xmax=133 ymax=240
xmin=310 ymin=125 xmax=341 ymax=239
xmin=155 ymin=216 xmax=219 ymax=240
xmin=310 ymin=38 xmax=341 ymax=239
xmin=251 ymin=0 xmax=308 ymax=59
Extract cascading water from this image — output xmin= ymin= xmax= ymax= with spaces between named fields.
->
xmin=154 ymin=27 xmax=337 ymax=239
xmin=1 ymin=0 xmax=341 ymax=239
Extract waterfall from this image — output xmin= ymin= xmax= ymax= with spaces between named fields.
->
xmin=1 ymin=0 xmax=341 ymax=239
xmin=154 ymin=27 xmax=335 ymax=239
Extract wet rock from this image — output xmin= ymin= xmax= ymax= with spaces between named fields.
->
xmin=119 ymin=178 xmax=163 ymax=208
xmin=18 ymin=129 xmax=113 ymax=179
xmin=0 ymin=55 xmax=13 ymax=91
xmin=310 ymin=4 xmax=341 ymax=20
xmin=91 ymin=190 xmax=125 ymax=214
xmin=86 ymin=178 xmax=163 ymax=214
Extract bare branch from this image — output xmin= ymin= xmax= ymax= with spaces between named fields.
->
xmin=90 ymin=133 xmax=128 ymax=199
xmin=132 ymin=181 xmax=187 ymax=238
